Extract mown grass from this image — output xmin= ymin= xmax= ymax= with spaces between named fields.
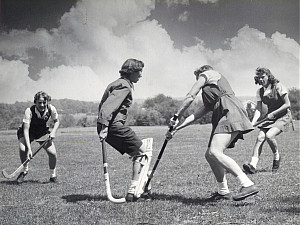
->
xmin=1 ymin=123 xmax=299 ymax=225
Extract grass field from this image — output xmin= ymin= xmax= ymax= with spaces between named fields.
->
xmin=1 ymin=123 xmax=299 ymax=225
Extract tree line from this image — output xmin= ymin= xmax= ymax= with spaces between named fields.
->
xmin=0 ymin=88 xmax=299 ymax=130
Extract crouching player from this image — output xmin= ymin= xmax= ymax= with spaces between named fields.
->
xmin=17 ymin=91 xmax=60 ymax=183
xmin=97 ymin=58 xmax=153 ymax=202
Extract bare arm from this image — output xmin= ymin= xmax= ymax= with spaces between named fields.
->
xmin=175 ymin=105 xmax=210 ymax=132
xmin=175 ymin=76 xmax=206 ymax=118
xmin=50 ymin=119 xmax=60 ymax=139
xmin=251 ymin=101 xmax=262 ymax=125
xmin=23 ymin=123 xmax=32 ymax=157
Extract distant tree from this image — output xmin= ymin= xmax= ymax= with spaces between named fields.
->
xmin=60 ymin=114 xmax=76 ymax=128
xmin=9 ymin=117 xmax=22 ymax=129
xmin=77 ymin=116 xmax=87 ymax=127
xmin=288 ymin=87 xmax=300 ymax=120
xmin=186 ymin=100 xmax=212 ymax=124
xmin=135 ymin=108 xmax=164 ymax=126
xmin=143 ymin=94 xmax=181 ymax=125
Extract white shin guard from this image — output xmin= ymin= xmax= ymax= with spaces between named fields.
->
xmin=133 ymin=138 xmax=153 ymax=198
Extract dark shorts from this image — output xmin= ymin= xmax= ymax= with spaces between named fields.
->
xmin=97 ymin=122 xmax=142 ymax=155
xmin=17 ymin=124 xmax=50 ymax=142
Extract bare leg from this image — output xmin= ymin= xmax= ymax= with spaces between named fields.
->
xmin=205 ymin=132 xmax=246 ymax=179
xmin=252 ymin=130 xmax=266 ymax=158
xmin=44 ymin=141 xmax=57 ymax=170
xmin=247 ymin=130 xmax=266 ymax=169
xmin=205 ymin=132 xmax=254 ymax=190
xmin=265 ymin=127 xmax=282 ymax=155
xmin=18 ymin=137 xmax=29 ymax=172
xmin=44 ymin=141 xmax=57 ymax=179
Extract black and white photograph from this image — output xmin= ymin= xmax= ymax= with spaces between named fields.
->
xmin=0 ymin=0 xmax=299 ymax=224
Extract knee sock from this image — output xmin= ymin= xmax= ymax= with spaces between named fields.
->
xmin=217 ymin=177 xmax=230 ymax=195
xmin=50 ymin=168 xmax=56 ymax=178
xmin=237 ymin=173 xmax=254 ymax=188
xmin=128 ymin=180 xmax=138 ymax=194
xmin=24 ymin=164 xmax=29 ymax=173
xmin=273 ymin=152 xmax=280 ymax=160
xmin=250 ymin=157 xmax=259 ymax=168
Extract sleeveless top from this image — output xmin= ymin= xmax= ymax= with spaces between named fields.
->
xmin=257 ymin=83 xmax=288 ymax=118
xmin=22 ymin=104 xmax=58 ymax=130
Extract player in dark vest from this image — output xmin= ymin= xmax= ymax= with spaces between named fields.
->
xmin=16 ymin=91 xmax=60 ymax=183
xmin=243 ymin=67 xmax=292 ymax=174
xmin=166 ymin=65 xmax=258 ymax=201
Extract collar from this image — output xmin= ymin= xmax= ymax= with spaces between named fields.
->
xmin=35 ymin=105 xmax=49 ymax=118
xmin=121 ymin=77 xmax=134 ymax=89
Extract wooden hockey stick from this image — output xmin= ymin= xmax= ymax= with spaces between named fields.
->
xmin=2 ymin=137 xmax=52 ymax=179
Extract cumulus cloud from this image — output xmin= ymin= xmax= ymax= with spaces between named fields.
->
xmin=165 ymin=0 xmax=219 ymax=7
xmin=0 ymin=1 xmax=299 ymax=104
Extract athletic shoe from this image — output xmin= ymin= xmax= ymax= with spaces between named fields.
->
xmin=49 ymin=176 xmax=57 ymax=183
xmin=16 ymin=172 xmax=28 ymax=183
xmin=233 ymin=185 xmax=259 ymax=201
xmin=206 ymin=192 xmax=232 ymax=201
xmin=243 ymin=163 xmax=256 ymax=174
xmin=125 ymin=192 xmax=153 ymax=202
xmin=125 ymin=193 xmax=136 ymax=202
xmin=272 ymin=157 xmax=281 ymax=172
xmin=139 ymin=192 xmax=153 ymax=201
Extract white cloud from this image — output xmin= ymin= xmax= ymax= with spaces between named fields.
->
xmin=165 ymin=0 xmax=219 ymax=7
xmin=0 ymin=1 xmax=299 ymax=104
xmin=0 ymin=58 xmax=31 ymax=103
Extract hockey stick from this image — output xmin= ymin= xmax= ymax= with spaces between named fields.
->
xmin=101 ymin=141 xmax=126 ymax=204
xmin=144 ymin=114 xmax=178 ymax=192
xmin=253 ymin=117 xmax=268 ymax=127
xmin=2 ymin=136 xmax=52 ymax=179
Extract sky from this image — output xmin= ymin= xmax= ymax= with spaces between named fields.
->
xmin=0 ymin=0 xmax=299 ymax=104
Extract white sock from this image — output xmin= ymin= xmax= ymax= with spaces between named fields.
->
xmin=217 ymin=177 xmax=230 ymax=195
xmin=24 ymin=164 xmax=29 ymax=173
xmin=128 ymin=180 xmax=138 ymax=194
xmin=50 ymin=168 xmax=56 ymax=178
xmin=237 ymin=173 xmax=254 ymax=188
xmin=273 ymin=152 xmax=280 ymax=160
xmin=250 ymin=157 xmax=259 ymax=168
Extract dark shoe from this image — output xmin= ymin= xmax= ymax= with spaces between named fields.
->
xmin=139 ymin=192 xmax=153 ymax=202
xmin=49 ymin=176 xmax=57 ymax=183
xmin=125 ymin=192 xmax=152 ymax=202
xmin=233 ymin=185 xmax=259 ymax=201
xmin=125 ymin=193 xmax=137 ymax=202
xmin=243 ymin=163 xmax=256 ymax=174
xmin=206 ymin=192 xmax=232 ymax=201
xmin=272 ymin=157 xmax=281 ymax=172
xmin=17 ymin=172 xmax=28 ymax=183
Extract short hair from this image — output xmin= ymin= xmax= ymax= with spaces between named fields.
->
xmin=34 ymin=91 xmax=51 ymax=103
xmin=194 ymin=65 xmax=213 ymax=76
xmin=254 ymin=67 xmax=279 ymax=85
xmin=119 ymin=58 xmax=144 ymax=77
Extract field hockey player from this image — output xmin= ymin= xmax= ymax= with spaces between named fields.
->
xmin=243 ymin=67 xmax=293 ymax=174
xmin=97 ymin=59 xmax=153 ymax=202
xmin=16 ymin=91 xmax=60 ymax=183
xmin=166 ymin=65 xmax=259 ymax=201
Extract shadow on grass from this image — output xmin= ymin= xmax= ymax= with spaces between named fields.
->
xmin=61 ymin=192 xmax=259 ymax=205
xmin=243 ymin=167 xmax=272 ymax=175
xmin=151 ymin=193 xmax=216 ymax=205
xmin=62 ymin=194 xmax=107 ymax=203
xmin=0 ymin=180 xmax=41 ymax=185
xmin=263 ymin=195 xmax=300 ymax=215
